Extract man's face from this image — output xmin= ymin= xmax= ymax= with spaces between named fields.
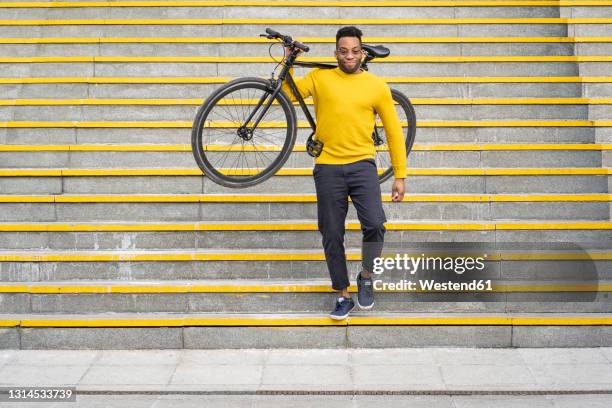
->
xmin=335 ymin=36 xmax=363 ymax=74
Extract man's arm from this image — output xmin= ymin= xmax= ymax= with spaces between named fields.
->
xmin=281 ymin=48 xmax=316 ymax=103
xmin=374 ymin=85 xmax=407 ymax=202
xmin=374 ymin=86 xmax=407 ymax=179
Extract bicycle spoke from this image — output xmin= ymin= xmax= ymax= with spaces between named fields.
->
xmin=212 ymin=131 xmax=241 ymax=171
xmin=228 ymin=141 xmax=246 ymax=176
xmin=251 ymin=139 xmax=276 ymax=166
xmin=252 ymin=132 xmax=287 ymax=147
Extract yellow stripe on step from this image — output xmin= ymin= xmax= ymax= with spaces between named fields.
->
xmin=0 ymin=283 xmax=610 ymax=294
xmin=1 ymin=193 xmax=611 ymax=203
xmin=1 ymin=120 xmax=610 ymax=128
xmin=2 ymin=314 xmax=611 ymax=328
xmin=1 ymin=143 xmax=612 ymax=152
xmin=2 ymin=56 xmax=612 ymax=63
xmin=0 ymin=251 xmax=610 ymax=262
xmin=1 ymin=76 xmax=611 ymax=84
xmin=3 ymin=37 xmax=612 ymax=44
xmin=0 ymin=221 xmax=609 ymax=232
xmin=2 ymin=97 xmax=611 ymax=106
xmin=0 ymin=168 xmax=609 ymax=177
xmin=3 ymin=1 xmax=612 ymax=9
xmin=0 ymin=18 xmax=611 ymax=26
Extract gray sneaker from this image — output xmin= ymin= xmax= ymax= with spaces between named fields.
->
xmin=330 ymin=297 xmax=355 ymax=320
xmin=356 ymin=273 xmax=374 ymax=310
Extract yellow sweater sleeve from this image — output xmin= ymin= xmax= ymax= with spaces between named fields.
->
xmin=373 ymin=86 xmax=407 ymax=179
xmin=281 ymin=67 xmax=316 ymax=103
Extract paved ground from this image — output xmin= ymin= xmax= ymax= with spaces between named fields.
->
xmin=0 ymin=394 xmax=610 ymax=408
xmin=0 ymin=348 xmax=611 ymax=407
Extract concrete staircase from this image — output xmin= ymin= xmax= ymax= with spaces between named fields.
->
xmin=0 ymin=0 xmax=611 ymax=349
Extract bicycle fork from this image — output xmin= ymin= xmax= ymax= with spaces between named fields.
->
xmin=237 ymin=67 xmax=317 ymax=140
xmin=237 ymin=81 xmax=281 ymax=141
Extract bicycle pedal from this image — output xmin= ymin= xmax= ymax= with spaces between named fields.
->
xmin=306 ymin=134 xmax=323 ymax=158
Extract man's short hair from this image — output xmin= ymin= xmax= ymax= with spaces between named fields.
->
xmin=336 ymin=26 xmax=363 ymax=47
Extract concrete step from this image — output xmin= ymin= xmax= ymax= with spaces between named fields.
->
xmin=0 ymin=248 xmax=384 ymax=281
xmin=2 ymin=195 xmax=610 ymax=221
xmin=1 ymin=142 xmax=606 ymax=151
xmin=0 ymin=220 xmax=610 ymax=249
xmin=0 ymin=5 xmax=566 ymax=20
xmin=573 ymin=23 xmax=612 ymax=37
xmin=577 ymin=42 xmax=612 ymax=56
xmin=0 ymin=60 xmax=589 ymax=77
xmin=226 ymin=149 xmax=605 ymax=168
xmin=1 ymin=248 xmax=610 ymax=282
xmin=1 ymin=103 xmax=594 ymax=122
xmin=579 ymin=61 xmax=612 ymax=76
xmin=4 ymin=294 xmax=609 ymax=316
xmin=1 ymin=81 xmax=594 ymax=99
xmin=0 ymin=171 xmax=607 ymax=194
xmin=0 ymin=21 xmax=579 ymax=39
xmin=3 ymin=279 xmax=609 ymax=291
xmin=0 ymin=149 xmax=603 ymax=169
xmin=10 ymin=97 xmax=600 ymax=109
xmin=0 ymin=247 xmax=612 ymax=278
xmin=1 ymin=125 xmax=600 ymax=145
xmin=1 ymin=312 xmax=611 ymax=349
xmin=0 ymin=279 xmax=609 ymax=314
xmin=0 ymin=2 xmax=600 ymax=21
xmin=0 ymin=42 xmax=580 ymax=57
xmin=569 ymin=6 xmax=612 ymax=18
xmin=1 ymin=33 xmax=606 ymax=48
xmin=1 ymin=78 xmax=606 ymax=100
xmin=589 ymin=105 xmax=612 ymax=120
xmin=2 ymin=120 xmax=607 ymax=132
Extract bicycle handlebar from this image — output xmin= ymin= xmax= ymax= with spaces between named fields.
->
xmin=261 ymin=28 xmax=310 ymax=52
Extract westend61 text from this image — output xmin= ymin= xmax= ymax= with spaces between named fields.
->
xmin=373 ymin=279 xmax=493 ymax=292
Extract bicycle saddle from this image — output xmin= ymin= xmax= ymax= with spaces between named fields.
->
xmin=362 ymin=44 xmax=390 ymax=58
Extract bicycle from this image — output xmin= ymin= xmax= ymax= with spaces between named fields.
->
xmin=192 ymin=28 xmax=417 ymax=188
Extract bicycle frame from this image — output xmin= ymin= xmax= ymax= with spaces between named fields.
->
xmin=241 ymin=51 xmax=377 ymax=137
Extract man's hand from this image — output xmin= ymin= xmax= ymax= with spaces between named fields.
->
xmin=391 ymin=178 xmax=405 ymax=202
xmin=284 ymin=47 xmax=302 ymax=58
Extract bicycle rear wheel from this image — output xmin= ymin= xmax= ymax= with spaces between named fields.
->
xmin=191 ymin=77 xmax=297 ymax=188
xmin=373 ymin=89 xmax=417 ymax=183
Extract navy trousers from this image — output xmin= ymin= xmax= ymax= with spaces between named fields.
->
xmin=313 ymin=158 xmax=387 ymax=291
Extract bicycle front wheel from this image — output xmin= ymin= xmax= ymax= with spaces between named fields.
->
xmin=191 ymin=77 xmax=297 ymax=188
xmin=374 ymin=89 xmax=417 ymax=184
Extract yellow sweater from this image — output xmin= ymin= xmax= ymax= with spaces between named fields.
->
xmin=282 ymin=67 xmax=407 ymax=179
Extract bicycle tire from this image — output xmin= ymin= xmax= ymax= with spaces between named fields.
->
xmin=374 ymin=89 xmax=417 ymax=184
xmin=191 ymin=77 xmax=297 ymax=188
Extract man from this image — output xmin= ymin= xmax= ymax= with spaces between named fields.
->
xmin=282 ymin=26 xmax=407 ymax=320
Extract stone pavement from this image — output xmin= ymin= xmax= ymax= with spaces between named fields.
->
xmin=0 ymin=348 xmax=611 ymax=407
